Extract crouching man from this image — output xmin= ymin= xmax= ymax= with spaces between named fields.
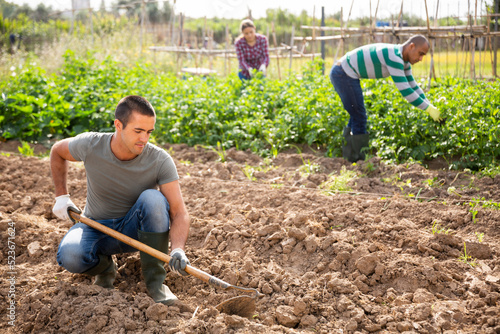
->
xmin=50 ymin=95 xmax=190 ymax=306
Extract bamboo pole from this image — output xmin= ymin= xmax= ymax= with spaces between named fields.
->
xmin=193 ymin=36 xmax=199 ymax=70
xmin=396 ymin=0 xmax=404 ymax=29
xmin=463 ymin=31 xmax=469 ymax=78
xmin=175 ymin=12 xmax=183 ymax=76
xmin=433 ymin=0 xmax=439 ymax=79
xmin=345 ymin=0 xmax=355 ymax=31
xmin=70 ymin=9 xmax=75 ymax=36
xmin=225 ymin=24 xmax=229 ymax=76
xmin=369 ymin=0 xmax=373 ymax=42
xmin=487 ymin=13 xmax=494 ymax=76
xmin=424 ymin=0 xmax=434 ymax=87
xmin=478 ymin=0 xmax=482 ymax=78
xmin=290 ymin=25 xmax=295 ymax=71
xmin=470 ymin=2 xmax=476 ymax=79
xmin=494 ymin=0 xmax=499 ymax=77
xmin=373 ymin=0 xmax=380 ymax=30
xmin=312 ymin=6 xmax=316 ymax=58
xmin=333 ymin=7 xmax=344 ymax=63
xmin=470 ymin=23 xmax=476 ymax=78
xmin=171 ymin=1 xmax=176 ymax=46
xmin=89 ymin=7 xmax=93 ymax=45
xmin=300 ymin=25 xmax=489 ymax=34
xmin=209 ymin=30 xmax=214 ymax=70
xmin=271 ymin=22 xmax=281 ymax=80
xmin=140 ymin=0 xmax=145 ymax=54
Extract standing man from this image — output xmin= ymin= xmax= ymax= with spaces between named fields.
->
xmin=50 ymin=95 xmax=190 ymax=306
xmin=330 ymin=35 xmax=442 ymax=162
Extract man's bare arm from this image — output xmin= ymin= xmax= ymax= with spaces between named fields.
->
xmin=159 ymin=180 xmax=190 ymax=250
xmin=50 ymin=139 xmax=77 ymax=196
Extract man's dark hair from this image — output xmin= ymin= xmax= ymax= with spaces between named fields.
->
xmin=405 ymin=35 xmax=430 ymax=48
xmin=115 ymin=95 xmax=155 ymax=128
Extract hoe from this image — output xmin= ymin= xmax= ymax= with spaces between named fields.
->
xmin=68 ymin=209 xmax=262 ymax=318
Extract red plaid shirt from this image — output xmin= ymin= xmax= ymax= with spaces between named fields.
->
xmin=235 ymin=34 xmax=270 ymax=78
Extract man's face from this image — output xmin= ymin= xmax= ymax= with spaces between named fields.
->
xmin=243 ymin=27 xmax=256 ymax=44
xmin=115 ymin=111 xmax=155 ymax=158
xmin=407 ymin=43 xmax=429 ymax=65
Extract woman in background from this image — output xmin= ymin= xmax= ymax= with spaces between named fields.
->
xmin=235 ymin=19 xmax=270 ymax=80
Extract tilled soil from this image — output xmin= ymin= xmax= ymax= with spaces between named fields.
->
xmin=0 ymin=141 xmax=499 ymax=334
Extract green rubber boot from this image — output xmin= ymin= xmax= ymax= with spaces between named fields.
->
xmin=137 ymin=230 xmax=178 ymax=305
xmin=83 ymin=254 xmax=116 ymax=289
xmin=342 ymin=127 xmax=354 ymax=162
xmin=350 ymin=133 xmax=370 ymax=162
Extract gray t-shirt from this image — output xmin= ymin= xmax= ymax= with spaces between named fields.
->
xmin=69 ymin=132 xmax=179 ymax=220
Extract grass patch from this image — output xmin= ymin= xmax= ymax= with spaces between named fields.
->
xmin=320 ymin=166 xmax=357 ymax=194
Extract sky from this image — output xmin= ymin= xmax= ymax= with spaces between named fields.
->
xmin=6 ymin=0 xmax=488 ymax=20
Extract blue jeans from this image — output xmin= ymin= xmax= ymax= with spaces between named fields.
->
xmin=57 ymin=189 xmax=170 ymax=273
xmin=238 ymin=70 xmax=250 ymax=81
xmin=330 ymin=65 xmax=367 ymax=135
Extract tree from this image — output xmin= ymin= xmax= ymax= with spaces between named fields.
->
xmin=33 ymin=3 xmax=51 ymax=22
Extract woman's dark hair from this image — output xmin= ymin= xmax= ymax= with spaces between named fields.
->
xmin=115 ymin=95 xmax=155 ymax=128
xmin=240 ymin=19 xmax=255 ymax=32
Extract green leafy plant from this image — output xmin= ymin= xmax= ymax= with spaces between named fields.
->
xmin=479 ymin=198 xmax=500 ymax=210
xmin=1 ymin=52 xmax=500 ymax=170
xmin=425 ymin=177 xmax=444 ymax=188
xmin=297 ymin=159 xmax=320 ymax=177
xmin=468 ymin=198 xmax=481 ymax=224
xmin=458 ymin=242 xmax=477 ymax=267
xmin=242 ymin=164 xmax=257 ymax=182
xmin=203 ymin=142 xmax=226 ymax=162
xmin=431 ymin=221 xmax=452 ymax=235
xmin=361 ymin=161 xmax=376 ymax=174
xmin=447 ymin=186 xmax=462 ymax=197
xmin=17 ymin=141 xmax=34 ymax=156
xmin=474 ymin=232 xmax=484 ymax=242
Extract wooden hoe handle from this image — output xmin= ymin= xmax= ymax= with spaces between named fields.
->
xmin=68 ymin=210 xmax=232 ymax=290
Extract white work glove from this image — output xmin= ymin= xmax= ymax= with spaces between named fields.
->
xmin=248 ymin=67 xmax=254 ymax=77
xmin=52 ymin=194 xmax=81 ymax=222
xmin=426 ymin=105 xmax=443 ymax=122
xmin=169 ymin=248 xmax=190 ymax=276
xmin=258 ymin=64 xmax=267 ymax=76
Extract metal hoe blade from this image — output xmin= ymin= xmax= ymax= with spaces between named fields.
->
xmin=216 ymin=295 xmax=257 ymax=319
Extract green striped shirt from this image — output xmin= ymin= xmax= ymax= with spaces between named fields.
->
xmin=340 ymin=43 xmax=429 ymax=110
